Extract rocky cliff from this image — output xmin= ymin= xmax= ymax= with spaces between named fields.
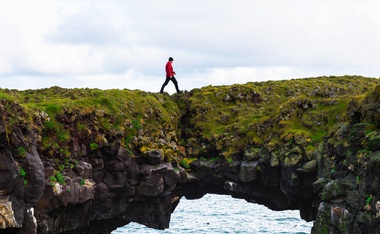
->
xmin=1 ymin=76 xmax=380 ymax=233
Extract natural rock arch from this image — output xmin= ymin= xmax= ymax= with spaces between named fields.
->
xmin=1 ymin=77 xmax=380 ymax=233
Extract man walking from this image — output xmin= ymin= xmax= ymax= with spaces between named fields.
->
xmin=160 ymin=57 xmax=182 ymax=94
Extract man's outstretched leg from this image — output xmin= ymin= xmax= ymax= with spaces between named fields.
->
xmin=171 ymin=77 xmax=182 ymax=94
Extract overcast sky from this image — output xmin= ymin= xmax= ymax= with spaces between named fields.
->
xmin=1 ymin=1 xmax=379 ymax=93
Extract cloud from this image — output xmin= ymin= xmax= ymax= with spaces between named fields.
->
xmin=0 ymin=1 xmax=56 ymax=75
xmin=0 ymin=1 xmax=379 ymax=92
xmin=48 ymin=2 xmax=131 ymax=46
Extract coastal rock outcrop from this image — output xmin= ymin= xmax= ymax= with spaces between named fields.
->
xmin=1 ymin=76 xmax=380 ymax=233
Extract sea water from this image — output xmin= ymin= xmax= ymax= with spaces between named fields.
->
xmin=112 ymin=194 xmax=313 ymax=234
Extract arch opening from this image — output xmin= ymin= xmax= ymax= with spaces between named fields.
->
xmin=112 ymin=194 xmax=313 ymax=233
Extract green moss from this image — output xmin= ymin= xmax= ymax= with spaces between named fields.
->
xmin=131 ymin=118 xmax=142 ymax=130
xmin=366 ymin=195 xmax=373 ymax=206
xmin=180 ymin=157 xmax=197 ymax=169
xmin=45 ymin=103 xmax=62 ymax=115
xmin=76 ymin=123 xmax=86 ymax=131
xmin=19 ymin=167 xmax=27 ymax=186
xmin=41 ymin=137 xmax=52 ymax=149
xmin=49 ymin=175 xmax=57 ymax=186
xmin=226 ymin=157 xmax=233 ymax=164
xmin=57 ymin=132 xmax=70 ymax=143
xmin=59 ymin=147 xmax=71 ymax=157
xmin=55 ymin=171 xmax=65 ymax=185
xmin=89 ymin=142 xmax=98 ymax=150
xmin=19 ymin=167 xmax=26 ymax=177
xmin=320 ymin=223 xmax=330 ymax=234
xmin=16 ymin=147 xmax=27 ymax=157
xmin=99 ymin=117 xmax=111 ymax=131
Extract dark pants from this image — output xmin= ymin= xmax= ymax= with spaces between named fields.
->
xmin=160 ymin=76 xmax=180 ymax=93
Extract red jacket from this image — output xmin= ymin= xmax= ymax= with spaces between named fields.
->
xmin=165 ymin=61 xmax=175 ymax=77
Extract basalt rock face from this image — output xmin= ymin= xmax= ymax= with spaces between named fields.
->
xmin=1 ymin=76 xmax=380 ymax=233
xmin=311 ymin=86 xmax=380 ymax=233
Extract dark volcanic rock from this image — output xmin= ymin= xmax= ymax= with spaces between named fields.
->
xmin=239 ymin=160 xmax=259 ymax=182
xmin=0 ymin=148 xmax=19 ymax=197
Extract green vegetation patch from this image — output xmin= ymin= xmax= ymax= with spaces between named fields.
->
xmin=178 ymin=76 xmax=380 ymax=162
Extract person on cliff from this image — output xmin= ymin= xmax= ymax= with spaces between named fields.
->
xmin=160 ymin=57 xmax=182 ymax=94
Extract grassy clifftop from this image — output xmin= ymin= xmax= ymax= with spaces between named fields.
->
xmin=1 ymin=86 xmax=179 ymax=134
xmin=0 ymin=87 xmax=182 ymax=171
xmin=0 ymin=76 xmax=379 ymax=168
xmin=177 ymin=76 xmax=379 ymax=164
